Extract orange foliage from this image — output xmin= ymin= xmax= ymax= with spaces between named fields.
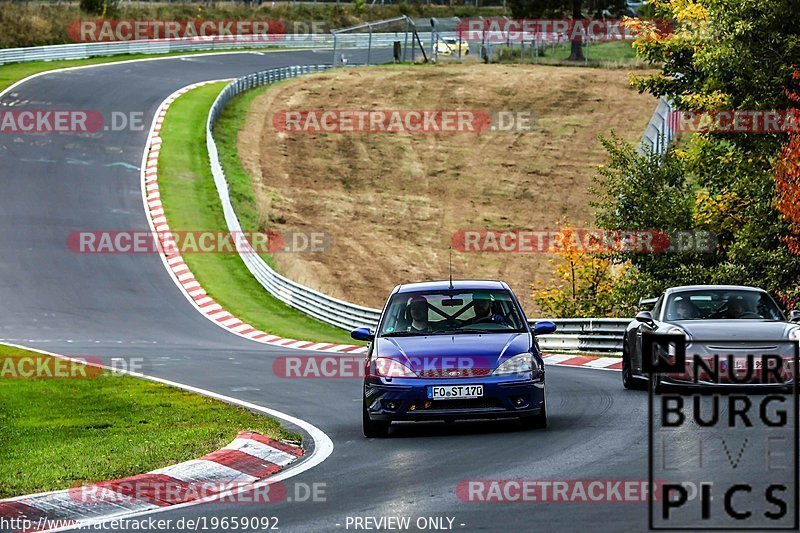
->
xmin=774 ymin=69 xmax=800 ymax=254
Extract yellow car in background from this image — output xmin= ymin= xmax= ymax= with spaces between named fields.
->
xmin=434 ymin=38 xmax=469 ymax=57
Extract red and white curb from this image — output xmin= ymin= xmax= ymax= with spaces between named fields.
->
xmin=140 ymin=82 xmax=367 ymax=356
xmin=541 ymin=353 xmax=621 ymax=371
xmin=140 ymin=83 xmax=621 ymax=371
xmin=0 ymin=432 xmax=301 ymax=532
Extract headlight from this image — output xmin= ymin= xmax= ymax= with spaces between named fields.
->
xmin=373 ymin=357 xmax=416 ymax=378
xmin=493 ymin=353 xmax=533 ymax=376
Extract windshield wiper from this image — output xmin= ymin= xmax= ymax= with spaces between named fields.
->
xmin=382 ymin=331 xmax=426 ymax=337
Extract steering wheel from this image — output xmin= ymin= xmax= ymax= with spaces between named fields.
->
xmin=738 ymin=312 xmax=762 ymax=319
xmin=708 ymin=303 xmax=728 ymax=319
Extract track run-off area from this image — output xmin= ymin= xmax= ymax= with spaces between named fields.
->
xmin=0 ymin=51 xmax=785 ymax=532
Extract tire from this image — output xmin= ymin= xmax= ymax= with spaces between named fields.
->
xmin=362 ymin=399 xmax=390 ymax=438
xmin=520 ymin=398 xmax=548 ymax=430
xmin=622 ymin=339 xmax=647 ymax=390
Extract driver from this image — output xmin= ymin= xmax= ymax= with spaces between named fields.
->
xmin=672 ymin=299 xmax=699 ymax=320
xmin=726 ymin=297 xmax=747 ymax=319
xmin=407 ymin=295 xmax=431 ymax=333
xmin=467 ymin=293 xmax=507 ymax=326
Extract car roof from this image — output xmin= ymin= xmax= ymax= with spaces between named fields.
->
xmin=395 ymin=280 xmax=508 ymax=294
xmin=665 ymin=285 xmax=767 ymax=295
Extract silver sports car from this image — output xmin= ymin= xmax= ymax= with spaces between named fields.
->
xmin=622 ymin=285 xmax=800 ymax=389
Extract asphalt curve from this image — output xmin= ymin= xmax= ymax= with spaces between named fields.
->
xmin=0 ymin=51 xmax=792 ymax=532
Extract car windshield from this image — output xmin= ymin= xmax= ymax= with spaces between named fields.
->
xmin=379 ymin=289 xmax=528 ymax=336
xmin=664 ymin=289 xmax=785 ymax=321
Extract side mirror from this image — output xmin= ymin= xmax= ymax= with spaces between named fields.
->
xmin=789 ymin=310 xmax=800 ymax=323
xmin=533 ymin=320 xmax=557 ymax=335
xmin=635 ymin=311 xmax=654 ymax=324
xmin=350 ymin=327 xmax=375 ymax=342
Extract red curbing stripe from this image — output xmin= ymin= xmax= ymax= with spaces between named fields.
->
xmin=557 ymin=356 xmax=601 ymax=367
xmin=238 ymin=327 xmax=256 ymax=335
xmin=201 ymin=450 xmax=282 ymax=479
xmin=314 ymin=344 xmax=338 ymax=351
xmin=238 ymin=432 xmax=303 ymax=457
xmin=606 ymin=361 xmax=623 ymax=370
xmin=339 ymin=345 xmax=364 ymax=353
xmin=293 ymin=342 xmax=316 ymax=350
xmin=0 ymin=500 xmax=52 ymax=523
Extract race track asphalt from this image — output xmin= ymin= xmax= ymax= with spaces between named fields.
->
xmin=0 ymin=50 xmax=793 ymax=532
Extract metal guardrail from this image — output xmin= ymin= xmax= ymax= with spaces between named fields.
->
xmin=537 ymin=318 xmax=629 ymax=353
xmin=205 ymin=65 xmax=631 ymax=352
xmin=0 ymin=33 xmax=445 ymax=66
xmin=640 ymin=97 xmax=675 ymax=156
xmin=207 ymin=65 xmax=383 ymax=331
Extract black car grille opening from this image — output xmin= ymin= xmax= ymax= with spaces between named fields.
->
xmin=415 ymin=398 xmax=503 ymax=410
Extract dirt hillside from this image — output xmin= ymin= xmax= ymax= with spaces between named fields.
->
xmin=237 ymin=64 xmax=656 ymax=314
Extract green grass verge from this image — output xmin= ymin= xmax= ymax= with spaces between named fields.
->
xmin=495 ymin=40 xmax=649 ymax=69
xmin=157 ymin=82 xmax=358 ymax=345
xmin=0 ymin=344 xmax=297 ymax=498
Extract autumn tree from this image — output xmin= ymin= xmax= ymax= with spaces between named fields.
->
xmin=593 ymin=0 xmax=800 ymax=311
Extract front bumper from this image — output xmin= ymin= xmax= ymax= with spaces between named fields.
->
xmin=364 ymin=376 xmax=545 ymax=422
xmin=656 ymin=343 xmax=796 ymax=387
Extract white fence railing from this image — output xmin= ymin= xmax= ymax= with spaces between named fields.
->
xmin=205 ymin=64 xmax=630 ymax=352
xmin=640 ymin=97 xmax=675 ymax=156
xmin=0 ymin=33 xmax=442 ymax=66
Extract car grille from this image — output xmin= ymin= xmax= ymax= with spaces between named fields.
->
xmin=417 ymin=368 xmax=492 ymax=378
xmin=417 ymin=398 xmax=503 ymax=410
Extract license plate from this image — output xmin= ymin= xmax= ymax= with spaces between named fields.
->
xmin=725 ymin=359 xmax=764 ymax=370
xmin=427 ymin=385 xmax=484 ymax=400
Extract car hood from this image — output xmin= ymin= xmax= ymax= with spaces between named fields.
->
xmin=374 ymin=333 xmax=531 ymax=375
xmin=667 ymin=320 xmax=797 ymax=341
